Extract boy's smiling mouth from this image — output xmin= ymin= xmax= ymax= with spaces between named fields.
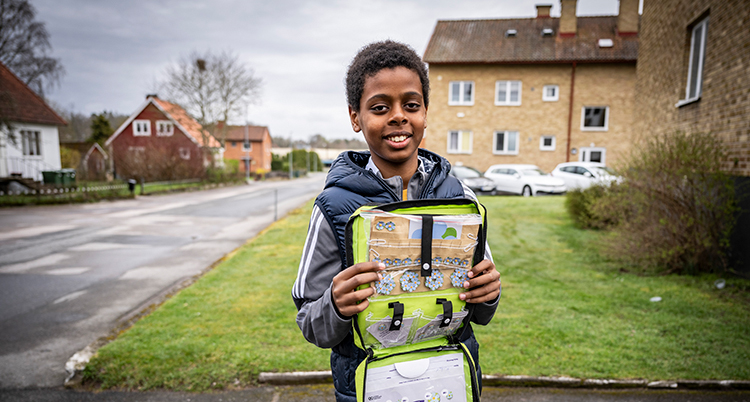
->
xmin=384 ymin=132 xmax=412 ymax=146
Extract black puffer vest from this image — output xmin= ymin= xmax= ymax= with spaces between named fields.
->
xmin=315 ymin=149 xmax=482 ymax=402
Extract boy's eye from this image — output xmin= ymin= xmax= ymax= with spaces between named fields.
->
xmin=405 ymin=102 xmax=421 ymax=110
xmin=370 ymin=105 xmax=388 ymax=112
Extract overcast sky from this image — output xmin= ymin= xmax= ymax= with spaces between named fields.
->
xmin=34 ymin=0 xmax=629 ymax=141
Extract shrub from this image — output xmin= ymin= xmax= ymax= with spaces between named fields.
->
xmin=599 ymin=131 xmax=736 ymax=274
xmin=565 ymin=185 xmax=614 ymax=229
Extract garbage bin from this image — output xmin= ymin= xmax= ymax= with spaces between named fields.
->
xmin=60 ymin=169 xmax=76 ymax=187
xmin=42 ymin=171 xmax=62 ymax=186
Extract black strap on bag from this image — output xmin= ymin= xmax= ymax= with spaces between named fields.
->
xmin=436 ymin=298 xmax=453 ymax=328
xmin=388 ymin=302 xmax=404 ymax=331
xmin=420 ymin=215 xmax=433 ymax=277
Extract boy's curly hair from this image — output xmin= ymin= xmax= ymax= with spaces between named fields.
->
xmin=346 ymin=40 xmax=430 ymax=112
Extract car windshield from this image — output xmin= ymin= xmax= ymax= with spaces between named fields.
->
xmin=453 ymin=166 xmax=481 ymax=179
xmin=521 ymin=168 xmax=547 ymax=176
xmin=592 ymin=166 xmax=616 ymax=176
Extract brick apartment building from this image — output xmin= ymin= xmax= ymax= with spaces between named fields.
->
xmin=216 ymin=123 xmax=272 ymax=174
xmin=422 ymin=0 xmax=639 ymax=173
xmin=633 ymin=0 xmax=750 ymax=176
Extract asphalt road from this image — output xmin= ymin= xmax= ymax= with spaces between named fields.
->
xmin=0 ymin=174 xmax=325 ymax=389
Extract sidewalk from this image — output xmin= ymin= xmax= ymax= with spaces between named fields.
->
xmin=1 ymin=385 xmax=749 ymax=402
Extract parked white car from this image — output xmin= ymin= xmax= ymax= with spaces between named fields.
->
xmin=550 ymin=162 xmax=621 ymax=190
xmin=484 ymin=164 xmax=566 ymax=196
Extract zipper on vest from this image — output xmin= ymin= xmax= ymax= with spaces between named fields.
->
xmin=365 ymin=170 xmax=401 ymax=202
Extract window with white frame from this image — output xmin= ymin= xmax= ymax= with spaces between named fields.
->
xmin=156 ymin=120 xmax=173 ymax=136
xmin=493 ymin=131 xmax=519 ymax=155
xmin=678 ymin=16 xmax=709 ymax=106
xmin=495 ymin=80 xmax=522 ymax=105
xmin=133 ymin=120 xmax=151 ymax=136
xmin=449 ymin=81 xmax=474 ymax=105
xmin=542 ymin=85 xmax=559 ymax=101
xmin=20 ymin=130 xmax=41 ymax=156
xmin=447 ymin=130 xmax=472 ymax=154
xmin=242 ymin=141 xmax=252 ymax=152
xmin=539 ymin=135 xmax=556 ymax=151
xmin=581 ymin=106 xmax=609 ymax=131
xmin=179 ymin=147 xmax=191 ymax=160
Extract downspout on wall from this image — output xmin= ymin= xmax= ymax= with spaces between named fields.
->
xmin=566 ymin=62 xmax=577 ymax=162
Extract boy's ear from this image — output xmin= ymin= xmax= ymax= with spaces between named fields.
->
xmin=348 ymin=106 xmax=361 ymax=133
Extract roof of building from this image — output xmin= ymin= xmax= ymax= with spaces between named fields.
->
xmin=221 ymin=125 xmax=270 ymax=142
xmin=0 ymin=61 xmax=67 ymax=126
xmin=105 ymin=96 xmax=221 ymax=148
xmin=152 ymin=97 xmax=221 ymax=148
xmin=424 ymin=16 xmax=638 ymax=64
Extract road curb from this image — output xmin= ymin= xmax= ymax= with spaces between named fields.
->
xmin=258 ymin=371 xmax=750 ymax=391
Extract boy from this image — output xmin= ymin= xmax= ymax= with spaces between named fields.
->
xmin=292 ymin=40 xmax=501 ymax=402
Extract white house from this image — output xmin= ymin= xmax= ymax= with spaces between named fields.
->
xmin=0 ymin=62 xmax=67 ymax=182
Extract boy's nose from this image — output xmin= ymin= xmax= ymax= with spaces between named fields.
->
xmin=388 ymin=107 xmax=408 ymax=125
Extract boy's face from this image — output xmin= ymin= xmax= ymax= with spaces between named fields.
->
xmin=349 ymin=66 xmax=426 ymax=174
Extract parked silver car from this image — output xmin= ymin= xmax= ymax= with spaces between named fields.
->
xmin=449 ymin=164 xmax=496 ymax=195
xmin=484 ymin=164 xmax=566 ymax=196
xmin=550 ymin=162 xmax=621 ymax=190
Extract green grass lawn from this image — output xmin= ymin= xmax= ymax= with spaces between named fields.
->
xmin=83 ymin=196 xmax=750 ymax=391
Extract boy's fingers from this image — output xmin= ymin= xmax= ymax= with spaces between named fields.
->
xmin=463 ymin=288 xmax=501 ymax=304
xmin=466 ymin=259 xmax=494 ymax=278
xmin=335 ymin=288 xmax=375 ymax=316
xmin=334 ymin=272 xmax=381 ymax=295
xmin=335 ymin=262 xmax=385 ymax=282
xmin=463 ymin=268 xmax=500 ymax=289
xmin=338 ymin=297 xmax=370 ymax=317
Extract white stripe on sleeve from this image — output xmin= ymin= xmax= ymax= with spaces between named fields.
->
xmin=294 ymin=208 xmax=325 ymax=299
xmin=293 ymin=206 xmax=321 ymax=298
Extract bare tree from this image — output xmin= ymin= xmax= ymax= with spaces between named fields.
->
xmin=0 ymin=0 xmax=64 ymax=96
xmin=161 ymin=50 xmax=261 ymax=143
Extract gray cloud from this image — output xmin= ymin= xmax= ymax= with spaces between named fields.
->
xmin=34 ymin=0 xmax=621 ymax=140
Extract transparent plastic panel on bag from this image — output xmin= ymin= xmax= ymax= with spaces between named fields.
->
xmin=362 ymin=211 xmax=482 ymax=298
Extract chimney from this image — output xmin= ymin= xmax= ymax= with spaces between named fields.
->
xmin=617 ymin=0 xmax=639 ymax=36
xmin=536 ymin=4 xmax=552 ymax=18
xmin=217 ymin=120 xmax=225 ymax=130
xmin=559 ymin=0 xmax=577 ymax=37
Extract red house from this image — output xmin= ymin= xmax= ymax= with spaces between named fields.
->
xmin=105 ymin=95 xmax=223 ymax=181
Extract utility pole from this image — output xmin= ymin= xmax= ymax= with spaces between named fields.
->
xmin=289 ymin=134 xmax=294 ymax=180
xmin=244 ymin=122 xmax=250 ymax=181
xmin=244 ymin=103 xmax=250 ymax=181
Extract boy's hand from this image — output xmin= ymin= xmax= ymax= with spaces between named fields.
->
xmin=459 ymin=259 xmax=500 ymax=304
xmin=332 ymin=262 xmax=385 ymax=317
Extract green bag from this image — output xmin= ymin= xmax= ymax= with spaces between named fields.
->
xmin=345 ymin=198 xmax=487 ymax=402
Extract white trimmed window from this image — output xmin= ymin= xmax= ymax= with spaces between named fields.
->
xmin=449 ymin=81 xmax=474 ymax=105
xmin=242 ymin=141 xmax=252 ymax=152
xmin=20 ymin=130 xmax=41 ymax=156
xmin=179 ymin=147 xmax=191 ymax=160
xmin=540 ymin=135 xmax=556 ymax=151
xmin=581 ymin=106 xmax=609 ymax=131
xmin=156 ymin=120 xmax=174 ymax=136
xmin=133 ymin=120 xmax=151 ymax=136
xmin=677 ymin=17 xmax=709 ymax=107
xmin=447 ymin=130 xmax=472 ymax=154
xmin=542 ymin=85 xmax=559 ymax=101
xmin=495 ymin=80 xmax=522 ymax=105
xmin=493 ymin=131 xmax=519 ymax=155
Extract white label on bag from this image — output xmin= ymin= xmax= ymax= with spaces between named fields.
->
xmin=364 ymin=353 xmax=467 ymax=402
